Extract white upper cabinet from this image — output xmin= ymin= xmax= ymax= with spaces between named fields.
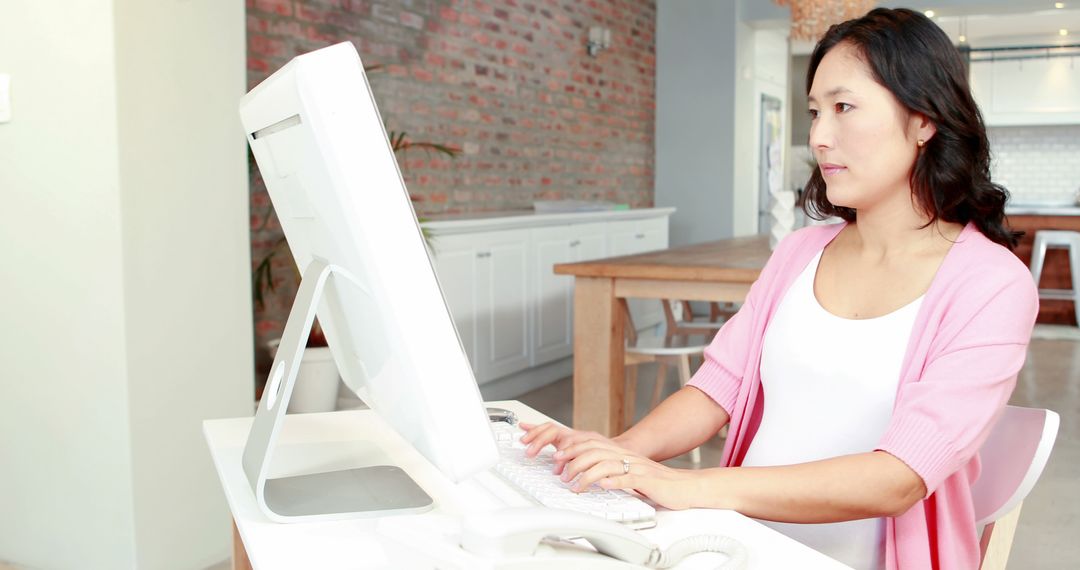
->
xmin=970 ymin=57 xmax=1080 ymax=126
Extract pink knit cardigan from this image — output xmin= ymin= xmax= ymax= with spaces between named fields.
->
xmin=688 ymin=222 xmax=1039 ymax=569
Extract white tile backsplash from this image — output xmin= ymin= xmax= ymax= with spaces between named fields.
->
xmin=988 ymin=125 xmax=1080 ymax=205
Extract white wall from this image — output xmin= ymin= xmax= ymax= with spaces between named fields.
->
xmin=989 ymin=125 xmax=1080 ymax=205
xmin=113 ymin=0 xmax=252 ymax=568
xmin=742 ymin=28 xmax=790 ymax=237
xmin=0 ymin=2 xmax=136 ymax=568
xmin=731 ymin=18 xmax=757 ymax=238
xmin=0 ymin=1 xmax=251 ymax=568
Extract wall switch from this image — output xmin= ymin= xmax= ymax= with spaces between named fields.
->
xmin=0 ymin=74 xmax=11 ymax=123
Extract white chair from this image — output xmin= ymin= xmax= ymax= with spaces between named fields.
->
xmin=622 ymin=299 xmax=711 ymax=464
xmin=972 ymin=405 xmax=1060 ymax=570
xmin=661 ymin=300 xmax=736 ymax=337
xmin=1029 ymin=230 xmax=1080 ymax=326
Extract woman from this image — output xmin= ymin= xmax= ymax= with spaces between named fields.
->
xmin=520 ymin=8 xmax=1038 ymax=569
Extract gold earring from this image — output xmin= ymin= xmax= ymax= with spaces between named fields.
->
xmin=917 ymin=139 xmax=926 ymax=148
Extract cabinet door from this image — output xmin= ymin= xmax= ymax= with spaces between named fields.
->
xmin=574 ymin=222 xmax=609 ymax=263
xmin=531 ymin=222 xmax=611 ymax=366
xmin=475 ymin=230 xmax=531 ymax=383
xmin=606 ymin=218 xmax=670 ymax=329
xmin=531 ymin=226 xmax=575 ymax=366
xmin=430 ymin=236 xmax=478 ymax=375
xmin=609 ymin=216 xmax=668 ymax=255
xmin=971 ymin=58 xmax=1080 ymax=125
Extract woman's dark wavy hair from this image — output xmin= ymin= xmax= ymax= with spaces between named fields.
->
xmin=803 ymin=7 xmax=1020 ymax=248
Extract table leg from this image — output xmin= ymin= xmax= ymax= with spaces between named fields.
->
xmin=233 ymin=520 xmax=253 ymax=570
xmin=572 ymin=276 xmax=625 ymax=436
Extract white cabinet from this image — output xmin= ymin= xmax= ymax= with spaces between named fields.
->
xmin=606 ymin=216 xmax=669 ymax=329
xmin=431 ymin=230 xmax=531 ymax=385
xmin=530 ymin=222 xmax=608 ymax=366
xmin=607 ymin=216 xmax=668 ymax=256
xmin=476 ymin=230 xmax=531 ymax=382
xmin=431 ymin=237 xmax=478 ymax=369
xmin=427 ymin=208 xmax=673 ymax=391
xmin=970 ymin=58 xmax=1080 ymax=126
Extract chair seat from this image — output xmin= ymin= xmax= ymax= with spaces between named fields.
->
xmin=1038 ymin=288 xmax=1079 ymax=301
xmin=673 ymin=317 xmax=725 ymax=330
xmin=1032 ymin=230 xmax=1080 ymax=245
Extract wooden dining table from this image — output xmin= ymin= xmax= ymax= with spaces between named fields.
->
xmin=553 ymin=234 xmax=773 ymax=436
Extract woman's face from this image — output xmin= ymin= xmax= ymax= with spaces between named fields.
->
xmin=808 ymin=42 xmax=933 ymax=214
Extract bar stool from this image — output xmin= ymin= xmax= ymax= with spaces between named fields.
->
xmin=1029 ymin=230 xmax=1080 ymax=326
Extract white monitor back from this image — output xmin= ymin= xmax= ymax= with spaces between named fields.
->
xmin=240 ymin=42 xmax=497 ymax=486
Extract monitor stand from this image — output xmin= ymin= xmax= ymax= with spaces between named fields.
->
xmin=241 ymin=258 xmax=434 ymax=523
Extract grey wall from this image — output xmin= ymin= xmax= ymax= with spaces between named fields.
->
xmin=790 ymin=54 xmax=811 ymax=146
xmin=655 ymin=0 xmax=741 ymax=245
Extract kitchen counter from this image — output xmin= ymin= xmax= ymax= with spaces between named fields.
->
xmin=419 ymin=207 xmax=675 ymax=235
xmin=1005 ymin=205 xmax=1080 ymax=216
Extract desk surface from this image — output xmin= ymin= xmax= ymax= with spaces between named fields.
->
xmin=204 ymin=400 xmax=848 ymax=569
xmin=554 ymin=235 xmax=770 ymax=282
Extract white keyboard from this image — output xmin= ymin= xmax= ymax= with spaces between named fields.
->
xmin=489 ymin=421 xmax=657 ymax=529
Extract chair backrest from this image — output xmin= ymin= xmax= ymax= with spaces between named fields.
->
xmin=618 ymin=298 xmax=638 ymax=345
xmin=971 ymin=406 xmax=1060 ymax=527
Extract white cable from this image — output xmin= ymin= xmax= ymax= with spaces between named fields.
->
xmin=648 ymin=534 xmax=749 ymax=569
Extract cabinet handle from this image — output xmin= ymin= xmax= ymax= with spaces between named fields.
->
xmin=569 ymin=240 xmax=581 ymax=247
xmin=635 ymin=233 xmax=646 ymax=239
xmin=477 ymin=251 xmax=491 ymax=259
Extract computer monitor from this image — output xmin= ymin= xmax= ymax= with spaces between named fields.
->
xmin=239 ymin=41 xmax=499 ymax=523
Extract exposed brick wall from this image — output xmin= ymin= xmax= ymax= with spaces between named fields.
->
xmin=247 ymin=0 xmax=657 ymax=367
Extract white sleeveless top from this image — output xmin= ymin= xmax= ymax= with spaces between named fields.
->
xmin=741 ymin=251 xmax=923 ymax=570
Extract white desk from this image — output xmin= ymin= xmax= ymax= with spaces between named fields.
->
xmin=203 ymin=400 xmax=850 ymax=569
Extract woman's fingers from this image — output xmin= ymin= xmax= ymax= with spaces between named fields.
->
xmin=517 ymin=421 xmax=552 ymax=443
xmin=572 ymin=457 xmax=636 ymax=492
xmin=554 ymin=436 xmax=621 ymax=463
xmin=551 ymin=437 xmax=627 ymax=475
xmin=521 ymin=423 xmax=564 ymax=457
xmin=560 ymin=446 xmax=628 ymax=485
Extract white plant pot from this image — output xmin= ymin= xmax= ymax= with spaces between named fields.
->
xmin=266 ymin=340 xmax=341 ymax=414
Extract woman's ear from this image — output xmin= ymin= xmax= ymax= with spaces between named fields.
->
xmin=912 ymin=113 xmax=937 ymax=145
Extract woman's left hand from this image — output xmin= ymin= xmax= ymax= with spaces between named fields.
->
xmin=554 ymin=438 xmax=699 ymax=511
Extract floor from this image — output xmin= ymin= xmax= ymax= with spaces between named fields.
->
xmin=514 ymin=327 xmax=1080 ymax=569
xmin=2 ymin=330 xmax=1075 ymax=570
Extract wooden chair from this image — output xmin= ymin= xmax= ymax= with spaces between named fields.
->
xmin=972 ymin=406 xmax=1060 ymax=569
xmin=662 ymin=300 xmax=728 ymax=337
xmin=659 ymin=300 xmax=736 ymax=373
xmin=621 ymin=299 xmax=712 ymax=463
